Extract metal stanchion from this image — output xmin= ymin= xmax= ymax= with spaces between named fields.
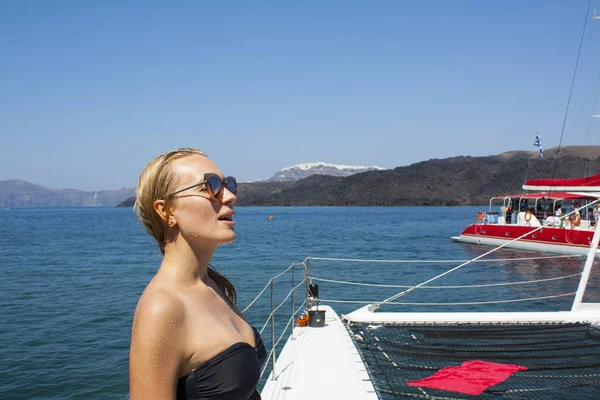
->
xmin=270 ymin=279 xmax=277 ymax=380
xmin=291 ymin=264 xmax=295 ymax=339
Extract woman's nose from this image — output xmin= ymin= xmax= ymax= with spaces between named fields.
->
xmin=222 ymin=186 xmax=236 ymax=205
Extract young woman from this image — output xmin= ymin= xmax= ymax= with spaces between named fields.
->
xmin=129 ymin=148 xmax=266 ymax=399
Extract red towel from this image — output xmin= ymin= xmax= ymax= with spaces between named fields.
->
xmin=407 ymin=360 xmax=527 ymax=395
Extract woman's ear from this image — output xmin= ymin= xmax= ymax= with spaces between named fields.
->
xmin=153 ymin=200 xmax=177 ymax=227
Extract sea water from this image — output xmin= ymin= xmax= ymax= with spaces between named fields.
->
xmin=1 ymin=206 xmax=599 ymax=399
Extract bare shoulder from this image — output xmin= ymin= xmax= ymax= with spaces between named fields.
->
xmin=132 ymin=287 xmax=186 ymax=335
xmin=129 ymin=287 xmax=186 ymax=399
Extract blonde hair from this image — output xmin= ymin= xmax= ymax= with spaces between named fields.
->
xmin=134 ymin=148 xmax=237 ymax=304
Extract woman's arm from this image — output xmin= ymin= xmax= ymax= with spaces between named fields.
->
xmin=130 ymin=291 xmax=185 ymax=400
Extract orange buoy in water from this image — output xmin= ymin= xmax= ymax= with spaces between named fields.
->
xmin=269 ymin=215 xmax=274 ymax=220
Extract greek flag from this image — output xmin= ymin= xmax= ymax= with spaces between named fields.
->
xmin=534 ymin=133 xmax=543 ymax=158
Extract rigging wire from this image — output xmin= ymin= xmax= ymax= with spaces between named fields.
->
xmin=370 ymin=201 xmax=599 ymax=311
xmin=550 ymin=0 xmax=593 ymax=183
xmin=576 ymin=70 xmax=600 ymax=138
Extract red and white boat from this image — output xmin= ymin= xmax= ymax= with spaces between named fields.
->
xmin=452 ymin=173 xmax=600 ymax=255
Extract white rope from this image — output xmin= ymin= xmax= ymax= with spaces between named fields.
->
xmin=242 ymin=279 xmax=272 ymax=313
xmin=260 ymin=348 xmax=274 ymax=379
xmin=319 ymin=292 xmax=576 ymax=306
xmin=311 ymin=273 xmax=583 ymax=289
xmin=525 ymin=373 xmax=600 ymax=378
xmin=309 ymin=254 xmax=583 ymax=264
xmin=275 ymin=301 xmax=307 ymax=347
xmin=298 ymin=260 xmax=309 ymax=276
xmin=271 ymin=263 xmax=295 ymax=280
xmin=242 ymin=263 xmax=300 ymax=313
xmin=260 ymin=278 xmax=307 ymax=335
xmin=373 ymin=201 xmax=599 ymax=311
xmin=259 ymin=300 xmax=307 ymax=379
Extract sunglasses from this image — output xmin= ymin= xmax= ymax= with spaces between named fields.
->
xmin=167 ymin=173 xmax=237 ymax=200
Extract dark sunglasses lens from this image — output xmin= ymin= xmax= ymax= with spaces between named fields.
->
xmin=225 ymin=177 xmax=237 ymax=194
xmin=206 ymin=175 xmax=223 ymax=198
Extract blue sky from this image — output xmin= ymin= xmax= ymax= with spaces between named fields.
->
xmin=2 ymin=0 xmax=600 ymax=191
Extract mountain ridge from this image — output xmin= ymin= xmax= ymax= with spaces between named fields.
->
xmin=118 ymin=146 xmax=600 ymax=207
xmin=0 ymin=180 xmax=135 ymax=208
xmin=4 ymin=146 xmax=600 ymax=208
xmin=233 ymin=151 xmax=600 ymax=206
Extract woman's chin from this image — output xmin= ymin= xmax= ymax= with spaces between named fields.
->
xmin=219 ymin=230 xmax=237 ymax=245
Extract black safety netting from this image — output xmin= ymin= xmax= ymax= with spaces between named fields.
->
xmin=348 ymin=321 xmax=600 ymax=399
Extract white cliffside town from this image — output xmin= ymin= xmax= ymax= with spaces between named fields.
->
xmin=261 ymin=162 xmax=386 ymax=182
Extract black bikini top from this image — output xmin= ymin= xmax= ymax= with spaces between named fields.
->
xmin=176 ymin=327 xmax=267 ymax=400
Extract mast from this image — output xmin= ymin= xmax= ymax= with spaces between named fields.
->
xmin=571 ymin=7 xmax=600 ymax=311
xmin=593 ymin=9 xmax=600 ymax=116
xmin=571 ymin=215 xmax=600 ymax=311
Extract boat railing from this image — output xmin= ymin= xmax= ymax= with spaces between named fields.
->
xmin=307 ymin=255 xmax=584 ymax=308
xmin=476 ymin=201 xmax=599 ymax=230
xmin=248 ymin=204 xmax=600 ymax=382
xmin=242 ymin=259 xmax=311 ymax=381
xmin=244 ymin=249 xmax=593 ymax=383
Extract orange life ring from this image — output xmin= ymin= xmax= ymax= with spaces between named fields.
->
xmin=477 ymin=211 xmax=485 ymax=221
xmin=573 ymin=214 xmax=581 ymax=226
xmin=524 ymin=211 xmax=532 ymax=222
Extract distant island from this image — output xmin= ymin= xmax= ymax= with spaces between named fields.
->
xmin=118 ymin=197 xmax=135 ymax=207
xmin=0 ymin=180 xmax=135 ymax=209
xmin=2 ymin=146 xmax=598 ymax=208
xmin=117 ymin=146 xmax=600 ymax=207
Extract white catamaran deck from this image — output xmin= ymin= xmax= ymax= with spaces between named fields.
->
xmin=256 ymin=192 xmax=600 ymax=398
xmin=261 ymin=305 xmax=378 ymax=400
xmin=261 ymin=305 xmax=600 ymax=400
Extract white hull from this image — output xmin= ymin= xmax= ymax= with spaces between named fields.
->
xmin=345 ymin=303 xmax=600 ymax=324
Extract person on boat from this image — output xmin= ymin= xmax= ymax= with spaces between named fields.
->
xmin=570 ymin=203 xmax=581 ymax=227
xmin=594 ymin=205 xmax=600 ymax=227
xmin=520 ymin=199 xmax=528 ymax=212
xmin=505 ymin=200 xmax=513 ymax=224
xmin=587 ymin=207 xmax=595 ymax=226
xmin=129 ymin=148 xmax=266 ymax=400
xmin=556 ymin=206 xmax=567 ymax=228
xmin=536 ymin=202 xmax=545 ymax=220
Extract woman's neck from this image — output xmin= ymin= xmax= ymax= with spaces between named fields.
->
xmin=160 ymin=239 xmax=216 ymax=285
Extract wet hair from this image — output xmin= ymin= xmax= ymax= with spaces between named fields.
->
xmin=134 ymin=148 xmax=237 ymax=304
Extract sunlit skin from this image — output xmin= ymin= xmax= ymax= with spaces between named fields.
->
xmin=129 ymin=154 xmax=254 ymax=400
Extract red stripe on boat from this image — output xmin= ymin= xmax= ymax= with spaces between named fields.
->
xmin=525 ymin=173 xmax=600 ymax=187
